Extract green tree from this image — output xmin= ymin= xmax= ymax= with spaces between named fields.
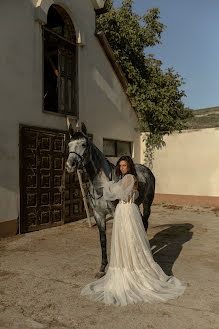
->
xmin=97 ymin=0 xmax=192 ymax=159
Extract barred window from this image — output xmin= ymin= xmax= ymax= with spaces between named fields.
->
xmin=43 ymin=5 xmax=78 ymax=116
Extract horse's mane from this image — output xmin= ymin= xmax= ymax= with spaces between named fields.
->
xmin=69 ymin=132 xmax=115 ymax=181
xmin=88 ymin=141 xmax=114 ymax=179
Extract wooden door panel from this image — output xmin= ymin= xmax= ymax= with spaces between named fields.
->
xmin=20 ymin=126 xmax=92 ymax=233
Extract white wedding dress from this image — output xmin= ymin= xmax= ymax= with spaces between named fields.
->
xmin=81 ymin=174 xmax=186 ymax=306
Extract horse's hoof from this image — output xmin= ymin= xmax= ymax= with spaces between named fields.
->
xmin=95 ymin=271 xmax=105 ymax=279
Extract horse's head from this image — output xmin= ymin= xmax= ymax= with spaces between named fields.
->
xmin=65 ymin=123 xmax=90 ymax=173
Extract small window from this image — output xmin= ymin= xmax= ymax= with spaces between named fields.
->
xmin=103 ymin=139 xmax=132 ymax=157
xmin=43 ymin=5 xmax=77 ymax=116
xmin=117 ymin=141 xmax=132 ymax=157
xmin=103 ymin=139 xmax=116 ymax=157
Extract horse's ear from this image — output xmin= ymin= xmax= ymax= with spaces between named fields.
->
xmin=81 ymin=122 xmax=87 ymax=136
xmin=69 ymin=123 xmax=75 ymax=138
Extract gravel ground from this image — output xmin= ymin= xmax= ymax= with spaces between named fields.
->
xmin=0 ymin=204 xmax=218 ymax=329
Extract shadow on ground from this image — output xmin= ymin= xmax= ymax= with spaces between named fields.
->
xmin=149 ymin=223 xmax=193 ymax=275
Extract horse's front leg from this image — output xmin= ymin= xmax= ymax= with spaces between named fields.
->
xmin=94 ymin=210 xmax=108 ymax=278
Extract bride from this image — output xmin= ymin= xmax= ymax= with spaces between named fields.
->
xmin=81 ymin=156 xmax=186 ymax=306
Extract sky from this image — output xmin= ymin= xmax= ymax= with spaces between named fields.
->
xmin=113 ymin=0 xmax=219 ymax=110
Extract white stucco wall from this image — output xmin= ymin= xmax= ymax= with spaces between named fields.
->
xmin=0 ymin=0 xmax=140 ymax=223
xmin=141 ymin=128 xmax=219 ymax=197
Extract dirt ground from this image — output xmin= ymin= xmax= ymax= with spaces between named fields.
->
xmin=0 ymin=204 xmax=219 ymax=329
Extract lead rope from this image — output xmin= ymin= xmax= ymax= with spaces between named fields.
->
xmin=77 ymin=168 xmax=92 ymax=227
xmin=64 ymin=119 xmax=92 ymax=226
xmin=64 ymin=144 xmax=113 ymax=221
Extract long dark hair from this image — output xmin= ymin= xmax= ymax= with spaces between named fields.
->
xmin=115 ymin=155 xmax=137 ymax=179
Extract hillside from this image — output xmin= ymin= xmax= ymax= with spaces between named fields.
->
xmin=186 ymin=106 xmax=219 ymax=129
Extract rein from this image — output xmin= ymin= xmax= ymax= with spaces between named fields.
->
xmin=86 ymin=167 xmax=113 ymax=206
xmin=68 ymin=147 xmax=113 ymax=203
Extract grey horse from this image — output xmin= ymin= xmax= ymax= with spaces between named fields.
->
xmin=65 ymin=123 xmax=155 ymax=278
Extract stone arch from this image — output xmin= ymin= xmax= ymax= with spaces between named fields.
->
xmin=35 ymin=0 xmax=85 ymax=45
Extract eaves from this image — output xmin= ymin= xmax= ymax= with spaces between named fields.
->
xmin=95 ymin=31 xmax=137 ymax=118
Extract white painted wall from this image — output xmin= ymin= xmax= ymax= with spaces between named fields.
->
xmin=141 ymin=128 xmax=219 ymax=197
xmin=0 ymin=0 xmax=140 ymax=223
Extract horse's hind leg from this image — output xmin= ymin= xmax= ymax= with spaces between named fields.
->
xmin=94 ymin=211 xmax=108 ymax=278
xmin=142 ymin=201 xmax=152 ymax=232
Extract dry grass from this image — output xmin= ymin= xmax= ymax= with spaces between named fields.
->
xmin=162 ymin=204 xmax=183 ymax=210
xmin=211 ymin=207 xmax=219 ymax=216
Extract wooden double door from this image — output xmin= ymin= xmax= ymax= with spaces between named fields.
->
xmin=20 ymin=125 xmax=89 ymax=233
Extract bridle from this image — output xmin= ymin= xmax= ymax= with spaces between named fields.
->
xmin=68 ymin=140 xmax=89 ymax=165
xmin=68 ymin=144 xmax=103 ymax=202
xmin=68 ymin=142 xmax=113 ymax=204
xmin=69 ymin=151 xmax=84 ymax=162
